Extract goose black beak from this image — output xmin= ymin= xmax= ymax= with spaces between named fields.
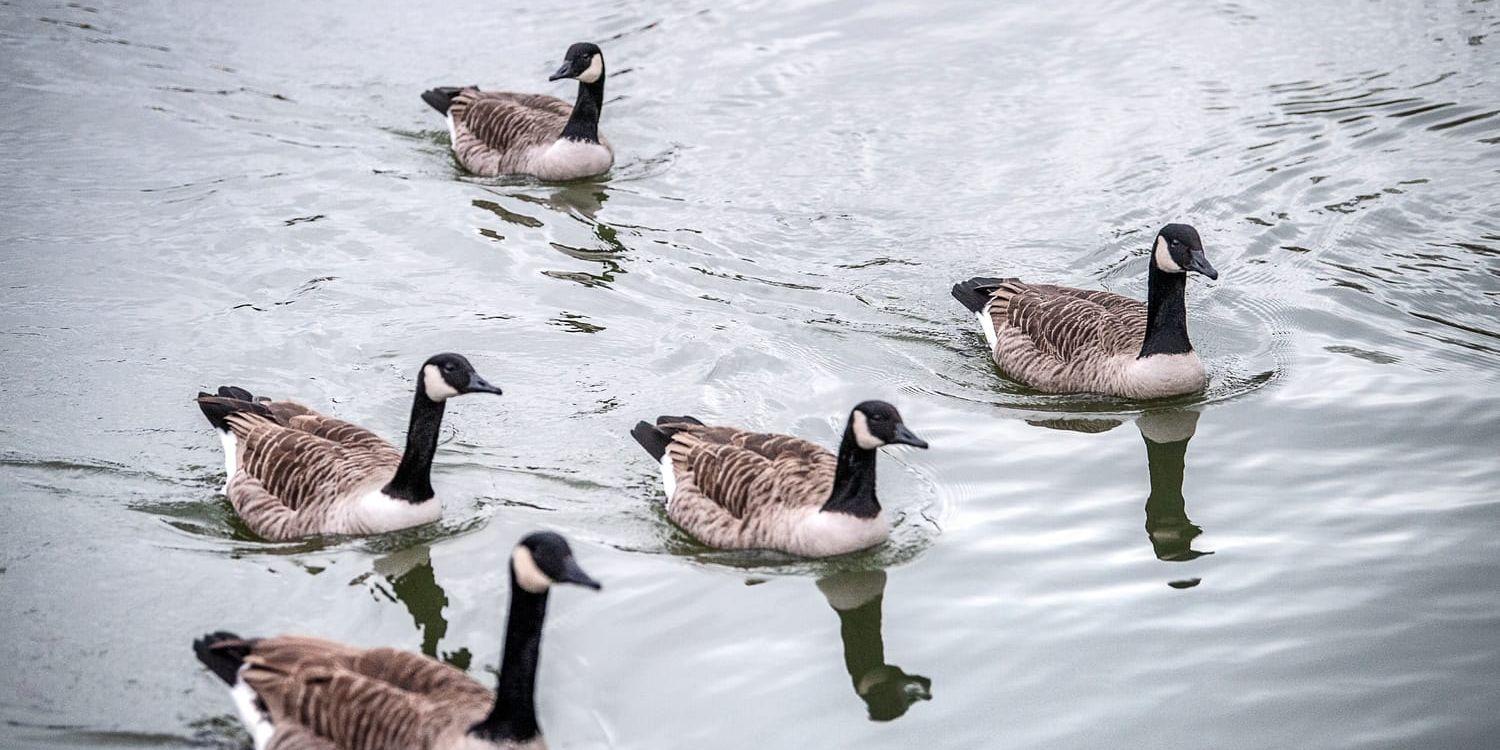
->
xmin=548 ymin=62 xmax=575 ymax=82
xmin=891 ymin=424 xmax=929 ymax=449
xmin=1185 ymin=250 xmax=1219 ymax=280
xmin=465 ymin=375 xmax=504 ymax=396
xmin=558 ymin=557 xmax=602 ymax=590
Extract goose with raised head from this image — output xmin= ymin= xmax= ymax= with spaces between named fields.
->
xmin=193 ymin=531 xmax=600 ymax=750
xmin=194 ymin=353 xmax=503 ymax=541
xmin=629 ymin=401 xmax=929 ymax=558
xmin=421 ymin=42 xmax=613 ymax=180
xmin=951 ymin=223 xmax=1220 ymax=400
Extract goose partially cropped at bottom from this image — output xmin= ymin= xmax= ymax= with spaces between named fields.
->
xmin=421 ymin=42 xmax=613 ymax=180
xmin=629 ymin=401 xmax=929 ymax=558
xmin=194 ymin=353 xmax=502 ymax=541
xmin=951 ymin=223 xmax=1220 ymax=400
xmin=193 ymin=532 xmax=600 ymax=750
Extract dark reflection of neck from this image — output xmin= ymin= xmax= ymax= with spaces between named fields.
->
xmin=1142 ymin=431 xmax=1209 ymax=562
xmin=817 ymin=571 xmax=931 ymax=722
xmin=386 ymin=556 xmax=450 ymax=658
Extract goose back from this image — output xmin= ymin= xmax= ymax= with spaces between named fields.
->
xmin=657 ymin=421 xmax=886 ymax=555
xmin=979 ymin=280 xmax=1204 ymax=398
xmin=238 ymin=636 xmax=500 ymax=750
xmin=446 ymin=89 xmax=612 ymax=180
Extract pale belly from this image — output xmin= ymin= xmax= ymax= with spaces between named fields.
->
xmin=783 ymin=509 xmax=890 ymax=558
xmin=328 ymin=488 xmax=442 ymax=535
xmin=1114 ymin=352 xmax=1207 ymax=399
xmin=524 ymin=139 xmax=613 ymax=180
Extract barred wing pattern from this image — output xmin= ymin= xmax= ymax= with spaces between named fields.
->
xmin=222 ymin=404 xmax=400 ymax=541
xmin=447 ymin=89 xmax=571 ymax=176
xmin=243 ymin=636 xmax=493 ymax=750
xmin=985 ymin=281 xmax=1148 ymax=393
xmin=663 ymin=423 xmax=836 ymax=549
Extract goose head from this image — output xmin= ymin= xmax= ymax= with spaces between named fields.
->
xmin=511 ymin=531 xmax=602 ymax=594
xmin=549 ymin=42 xmax=605 ymax=84
xmin=419 ymin=352 xmax=504 ymax=402
xmin=1153 ymin=223 xmax=1218 ymax=280
xmin=849 ymin=401 xmax=929 ymax=450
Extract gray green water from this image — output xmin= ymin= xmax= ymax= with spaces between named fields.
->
xmin=2 ymin=0 xmax=1499 ymax=747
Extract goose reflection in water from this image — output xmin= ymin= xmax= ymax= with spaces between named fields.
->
xmin=1136 ymin=410 xmax=1211 ymax=565
xmin=365 ymin=545 xmax=471 ymax=669
xmin=1027 ymin=409 xmax=1210 ymax=577
xmin=815 ymin=570 xmax=931 ymax=721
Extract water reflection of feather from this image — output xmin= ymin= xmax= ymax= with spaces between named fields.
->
xmin=816 ymin=570 xmax=931 ymax=721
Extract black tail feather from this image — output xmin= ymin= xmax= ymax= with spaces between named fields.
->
xmin=421 ymin=86 xmax=465 ymax=115
xmin=951 ymin=276 xmax=1009 ymax=313
xmin=193 ymin=631 xmax=254 ymax=685
xmin=631 ymin=421 xmax=672 ymax=461
xmin=196 ymin=389 xmax=273 ymax=432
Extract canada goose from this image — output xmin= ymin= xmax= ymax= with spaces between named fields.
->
xmin=193 ymin=531 xmax=600 ymax=750
xmin=629 ymin=401 xmax=929 ymax=558
xmin=194 ymin=353 xmax=503 ymax=541
xmin=421 ymin=42 xmax=613 ymax=180
xmin=951 ymin=223 xmax=1220 ymax=399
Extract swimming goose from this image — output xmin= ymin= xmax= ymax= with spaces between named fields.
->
xmin=629 ymin=401 xmax=929 ymax=558
xmin=421 ymin=42 xmax=614 ymax=180
xmin=951 ymin=223 xmax=1220 ymax=399
xmin=194 ymin=353 xmax=502 ymax=541
xmin=193 ymin=531 xmax=600 ymax=750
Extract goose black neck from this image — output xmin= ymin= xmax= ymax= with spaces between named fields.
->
xmin=381 ymin=389 xmax=446 ymax=503
xmin=561 ymin=76 xmax=604 ymax=143
xmin=823 ymin=420 xmax=881 ymax=519
xmin=1138 ymin=264 xmax=1193 ymax=358
xmin=471 ymin=573 xmax=548 ymax=742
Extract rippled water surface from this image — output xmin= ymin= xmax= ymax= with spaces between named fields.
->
xmin=3 ymin=0 xmax=1499 ymax=747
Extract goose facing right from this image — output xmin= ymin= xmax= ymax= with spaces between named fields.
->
xmin=193 ymin=531 xmax=601 ymax=750
xmin=194 ymin=353 xmax=502 ymax=541
xmin=951 ymin=223 xmax=1220 ymax=400
xmin=421 ymin=42 xmax=614 ymax=180
xmin=629 ymin=401 xmax=929 ymax=558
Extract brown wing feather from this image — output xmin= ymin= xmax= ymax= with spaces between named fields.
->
xmin=668 ymin=425 xmax=835 ymax=518
xmin=227 ymin=416 xmax=394 ymax=513
xmin=448 ymin=89 xmax=570 ymax=175
xmin=992 ymin=282 xmax=1146 ymax=362
xmin=244 ymin=637 xmax=491 ymax=750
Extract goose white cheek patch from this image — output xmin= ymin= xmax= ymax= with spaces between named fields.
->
xmin=577 ymin=55 xmax=604 ymax=83
xmin=422 ymin=365 xmax=460 ymax=401
xmin=1154 ymin=236 xmax=1184 ymax=273
xmin=512 ymin=546 xmax=553 ymax=593
xmin=852 ymin=411 xmax=885 ymax=449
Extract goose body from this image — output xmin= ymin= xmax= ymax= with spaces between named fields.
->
xmin=629 ymin=402 xmax=928 ymax=558
xmin=951 ymin=223 xmax=1220 ymax=400
xmin=423 ymin=43 xmax=612 ymax=180
xmin=193 ymin=532 xmax=601 ymax=750
xmin=194 ymin=353 xmax=502 ymax=541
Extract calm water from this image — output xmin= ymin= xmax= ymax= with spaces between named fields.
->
xmin=2 ymin=0 xmax=1499 ymax=747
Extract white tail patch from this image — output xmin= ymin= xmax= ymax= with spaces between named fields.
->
xmin=217 ymin=431 xmax=239 ymax=493
xmin=512 ymin=545 xmax=552 ymax=593
xmin=229 ymin=672 xmax=275 ymax=750
xmin=976 ymin=305 xmax=999 ymax=351
xmin=445 ymin=110 xmax=458 ymax=144
xmin=659 ymin=454 xmax=677 ymax=506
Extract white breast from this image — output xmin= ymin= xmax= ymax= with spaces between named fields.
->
xmin=1119 ymin=352 xmax=1206 ymax=399
xmin=338 ymin=489 xmax=442 ymax=534
xmin=529 ymin=139 xmax=613 ymax=180
xmin=788 ymin=510 xmax=890 ymax=558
